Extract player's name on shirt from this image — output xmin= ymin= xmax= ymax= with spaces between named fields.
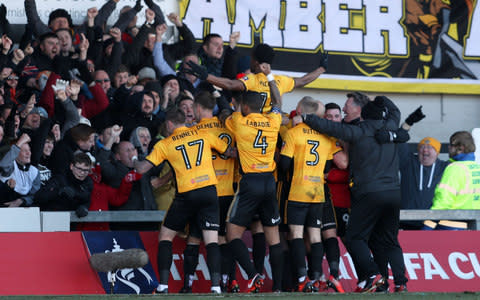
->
xmin=195 ymin=121 xmax=224 ymax=130
xmin=171 ymin=129 xmax=200 ymax=141
xmin=245 ymin=120 xmax=271 ymax=128
xmin=302 ymin=127 xmax=323 ymax=135
xmin=256 ymin=79 xmax=279 ymax=87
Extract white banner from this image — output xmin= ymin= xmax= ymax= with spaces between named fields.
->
xmin=3 ymin=0 xmax=177 ymax=26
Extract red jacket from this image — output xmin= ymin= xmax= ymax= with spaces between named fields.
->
xmin=326 ymin=167 xmax=351 ymax=208
xmin=38 ymin=73 xmax=108 ymax=119
xmin=77 ymin=166 xmax=139 ymax=231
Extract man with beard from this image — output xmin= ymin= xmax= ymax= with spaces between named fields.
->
xmin=121 ymin=91 xmax=162 ymax=140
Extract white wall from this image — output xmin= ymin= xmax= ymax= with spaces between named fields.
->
xmin=283 ymin=88 xmax=480 ymax=144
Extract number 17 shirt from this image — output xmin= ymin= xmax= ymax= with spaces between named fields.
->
xmin=146 ymin=126 xmax=228 ymax=193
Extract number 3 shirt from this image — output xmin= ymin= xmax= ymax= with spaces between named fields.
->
xmin=146 ymin=126 xmax=228 ymax=193
xmin=226 ymin=111 xmax=282 ymax=174
xmin=280 ymin=123 xmax=340 ymax=203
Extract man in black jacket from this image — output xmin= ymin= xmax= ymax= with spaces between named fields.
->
xmin=120 ymin=91 xmax=162 ymax=140
xmin=293 ymin=96 xmax=408 ymax=293
xmin=34 ymin=152 xmax=93 ymax=218
xmin=49 ymin=123 xmax=96 ymax=176
xmin=26 ymin=32 xmax=59 ymax=72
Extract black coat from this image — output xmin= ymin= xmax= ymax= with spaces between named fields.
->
xmin=304 ymin=98 xmax=401 ymax=196
xmin=34 ymin=171 xmax=93 ymax=212
xmin=121 ymin=110 xmax=162 ymax=141
xmin=49 ymin=131 xmax=81 ymax=176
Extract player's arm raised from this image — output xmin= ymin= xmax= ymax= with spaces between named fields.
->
xmin=294 ymin=51 xmax=328 ymax=88
xmin=185 ymin=61 xmax=245 ymax=91
xmin=261 ymin=62 xmax=282 ymax=110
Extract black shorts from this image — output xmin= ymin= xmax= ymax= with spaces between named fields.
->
xmin=277 ymin=179 xmax=291 ymax=232
xmin=334 ymin=207 xmax=350 ymax=237
xmin=187 ymin=195 xmax=234 ymax=238
xmin=286 ymin=201 xmax=323 ymax=228
xmin=163 ymin=185 xmax=220 ymax=232
xmin=219 ymin=195 xmax=234 ymax=236
xmin=227 ymin=173 xmax=280 ymax=227
xmin=322 ymin=186 xmax=337 ymax=231
xmin=185 ymin=217 xmax=202 ymax=239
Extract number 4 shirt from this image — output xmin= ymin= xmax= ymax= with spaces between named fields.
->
xmin=226 ymin=111 xmax=282 ymax=174
xmin=146 ymin=126 xmax=228 ymax=193
xmin=280 ymin=123 xmax=340 ymax=203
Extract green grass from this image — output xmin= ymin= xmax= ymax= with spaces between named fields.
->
xmin=1 ymin=293 xmax=480 ymax=300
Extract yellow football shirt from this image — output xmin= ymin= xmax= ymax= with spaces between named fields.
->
xmin=239 ymin=73 xmax=295 ymax=113
xmin=226 ymin=111 xmax=281 ymax=173
xmin=194 ymin=117 xmax=236 ymax=196
xmin=146 ymin=126 xmax=228 ymax=193
xmin=280 ymin=123 xmax=340 ymax=203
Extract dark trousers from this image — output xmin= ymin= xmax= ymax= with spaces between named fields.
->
xmin=345 ymin=189 xmax=407 ymax=285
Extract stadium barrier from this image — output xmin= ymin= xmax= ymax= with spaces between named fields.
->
xmin=69 ymin=209 xmax=480 ymax=229
xmin=1 ymin=230 xmax=480 ymax=294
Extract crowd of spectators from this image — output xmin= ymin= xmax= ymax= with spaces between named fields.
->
xmin=0 ymin=0 xmax=479 ymax=295
xmin=0 ymin=0 xmax=239 ymax=226
xmin=0 ymin=0 xmax=477 ymax=229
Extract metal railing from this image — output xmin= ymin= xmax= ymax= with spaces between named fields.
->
xmin=70 ymin=209 xmax=480 ymax=230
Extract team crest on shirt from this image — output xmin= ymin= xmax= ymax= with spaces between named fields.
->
xmin=243 ymin=76 xmax=249 ymax=81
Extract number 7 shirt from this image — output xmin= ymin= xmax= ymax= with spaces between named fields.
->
xmin=239 ymin=73 xmax=295 ymax=113
xmin=146 ymin=126 xmax=228 ymax=193
xmin=225 ymin=111 xmax=282 ymax=174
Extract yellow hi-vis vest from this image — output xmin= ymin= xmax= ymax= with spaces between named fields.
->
xmin=431 ymin=160 xmax=480 ymax=209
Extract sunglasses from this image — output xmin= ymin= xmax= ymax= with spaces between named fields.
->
xmin=7 ymin=76 xmax=19 ymax=80
xmin=95 ymin=79 xmax=110 ymax=83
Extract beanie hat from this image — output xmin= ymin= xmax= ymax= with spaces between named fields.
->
xmin=361 ymin=96 xmax=385 ymax=120
xmin=144 ymin=80 xmax=162 ymax=95
xmin=48 ymin=9 xmax=73 ymax=28
xmin=103 ymin=38 xmax=114 ymax=50
xmin=418 ymin=137 xmax=441 ymax=154
xmin=137 ymin=67 xmax=157 ymax=81
xmin=252 ymin=44 xmax=275 ymax=64
xmin=160 ymin=74 xmax=178 ymax=87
